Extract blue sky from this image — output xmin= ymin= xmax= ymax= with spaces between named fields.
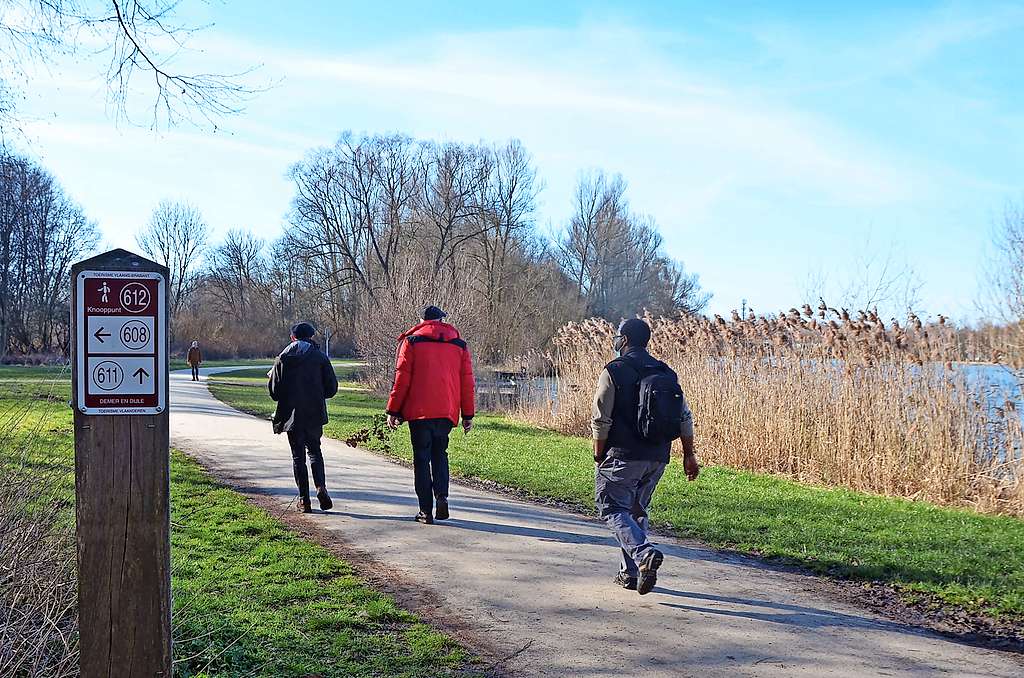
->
xmin=7 ymin=1 xmax=1024 ymax=319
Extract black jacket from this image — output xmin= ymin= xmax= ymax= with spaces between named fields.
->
xmin=605 ymin=347 xmax=675 ymax=464
xmin=268 ymin=340 xmax=339 ymax=434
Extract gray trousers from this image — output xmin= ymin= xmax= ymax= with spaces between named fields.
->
xmin=595 ymin=458 xmax=667 ymax=576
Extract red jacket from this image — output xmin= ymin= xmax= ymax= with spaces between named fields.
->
xmin=386 ymin=320 xmax=475 ymax=425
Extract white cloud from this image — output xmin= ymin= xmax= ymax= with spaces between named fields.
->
xmin=248 ymin=24 xmax=928 ymax=211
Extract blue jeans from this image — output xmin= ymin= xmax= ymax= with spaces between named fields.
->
xmin=409 ymin=418 xmax=453 ymax=514
xmin=595 ymin=458 xmax=667 ymax=576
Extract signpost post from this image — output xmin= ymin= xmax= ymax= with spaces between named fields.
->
xmin=71 ymin=249 xmax=172 ymax=677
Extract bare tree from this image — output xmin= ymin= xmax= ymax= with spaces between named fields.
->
xmin=982 ymin=200 xmax=1024 ymax=364
xmin=283 ymin=132 xmax=710 ymax=366
xmin=656 ymin=258 xmax=711 ymax=316
xmin=0 ymin=149 xmax=98 ymax=356
xmin=559 ymin=170 xmax=625 ymax=302
xmin=558 ymin=171 xmax=706 ymax=319
xmin=136 ymin=200 xmax=208 ymax=320
xmin=413 ymin=140 xmax=494 ymax=276
xmin=288 ymin=133 xmax=418 ymax=306
xmin=0 ymin=1 xmax=255 ymax=129
xmin=204 ymin=228 xmax=267 ymax=323
xmin=466 ymin=140 xmax=545 ymax=355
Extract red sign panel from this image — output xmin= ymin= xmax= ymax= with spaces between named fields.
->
xmin=75 ymin=271 xmax=166 ymax=415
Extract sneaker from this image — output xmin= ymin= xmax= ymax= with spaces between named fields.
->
xmin=415 ymin=511 xmax=433 ymax=525
xmin=434 ymin=499 xmax=449 ymax=521
xmin=316 ymin=487 xmax=333 ymax=511
xmin=613 ymin=571 xmax=638 ymax=590
xmin=298 ymin=497 xmax=312 ymax=514
xmin=637 ymin=549 xmax=664 ymax=595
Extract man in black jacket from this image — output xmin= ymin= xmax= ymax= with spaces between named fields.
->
xmin=592 ymin=318 xmax=699 ymax=594
xmin=268 ymin=322 xmax=340 ymax=513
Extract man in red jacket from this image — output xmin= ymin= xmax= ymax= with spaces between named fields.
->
xmin=387 ymin=305 xmax=475 ymax=524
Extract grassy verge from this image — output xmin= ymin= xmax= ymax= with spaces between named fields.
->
xmin=170 ymin=453 xmax=471 ymax=677
xmin=169 ymin=357 xmax=278 ymax=371
xmin=212 ymin=363 xmax=365 ymax=390
xmin=0 ymin=364 xmax=72 ymax=381
xmin=210 ymin=375 xmax=1024 ymax=620
xmin=1 ymin=374 xmax=478 ymax=677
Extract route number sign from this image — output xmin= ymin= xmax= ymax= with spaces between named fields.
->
xmin=75 ymin=270 xmax=166 ymax=415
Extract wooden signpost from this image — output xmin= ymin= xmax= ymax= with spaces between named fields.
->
xmin=71 ymin=249 xmax=172 ymax=677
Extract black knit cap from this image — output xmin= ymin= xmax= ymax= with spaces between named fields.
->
xmin=291 ymin=322 xmax=316 ymax=340
xmin=422 ymin=305 xmax=447 ymax=321
xmin=617 ymin=318 xmax=651 ymax=348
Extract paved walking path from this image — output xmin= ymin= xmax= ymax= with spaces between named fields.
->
xmin=170 ymin=367 xmax=1021 ymax=677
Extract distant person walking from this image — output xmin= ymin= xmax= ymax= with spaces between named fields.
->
xmin=386 ymin=306 xmax=475 ymax=525
xmin=268 ymin=322 xmax=339 ymax=513
xmin=592 ymin=318 xmax=699 ymax=595
xmin=187 ymin=341 xmax=202 ymax=381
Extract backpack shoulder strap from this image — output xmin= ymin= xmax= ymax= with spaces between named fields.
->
xmin=609 ymin=354 xmax=655 ymax=391
xmin=408 ymin=335 xmax=467 ymax=350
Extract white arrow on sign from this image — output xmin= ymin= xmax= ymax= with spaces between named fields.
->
xmin=86 ymin=316 xmax=155 ymax=354
xmin=86 ymin=357 xmax=155 ymax=396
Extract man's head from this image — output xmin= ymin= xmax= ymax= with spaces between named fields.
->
xmin=613 ymin=318 xmax=651 ymax=354
xmin=291 ymin=322 xmax=316 ymax=341
xmin=422 ymin=305 xmax=447 ymax=321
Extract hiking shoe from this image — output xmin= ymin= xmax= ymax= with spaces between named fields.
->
xmin=434 ymin=499 xmax=449 ymax=521
xmin=613 ymin=571 xmax=638 ymax=590
xmin=415 ymin=511 xmax=433 ymax=525
xmin=316 ymin=488 xmax=333 ymax=511
xmin=298 ymin=497 xmax=312 ymax=514
xmin=637 ymin=549 xmax=663 ymax=595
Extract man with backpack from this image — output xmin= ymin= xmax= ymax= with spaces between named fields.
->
xmin=592 ymin=318 xmax=699 ymax=595
xmin=386 ymin=305 xmax=475 ymax=525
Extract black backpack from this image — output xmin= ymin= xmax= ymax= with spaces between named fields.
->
xmin=617 ymin=356 xmax=685 ymax=444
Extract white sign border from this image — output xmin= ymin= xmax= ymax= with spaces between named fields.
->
xmin=76 ymin=270 xmax=166 ymax=416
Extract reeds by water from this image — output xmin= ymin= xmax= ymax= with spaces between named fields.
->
xmin=519 ymin=305 xmax=1024 ymax=516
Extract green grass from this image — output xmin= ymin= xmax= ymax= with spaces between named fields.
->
xmin=1 ymin=373 xmax=478 ymax=677
xmin=169 ymin=357 xmax=278 ymax=371
xmin=0 ymin=364 xmax=72 ymax=381
xmin=212 ymin=362 xmax=365 ymax=390
xmin=169 ymin=454 xmax=470 ymax=677
xmin=210 ymin=376 xmax=1024 ymax=620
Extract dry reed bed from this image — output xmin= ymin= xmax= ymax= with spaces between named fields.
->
xmin=0 ymin=396 xmax=79 ymax=678
xmin=520 ymin=304 xmax=1024 ymax=516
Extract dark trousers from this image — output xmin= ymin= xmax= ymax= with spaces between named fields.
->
xmin=287 ymin=425 xmax=326 ymax=499
xmin=190 ymin=364 xmax=200 ymax=381
xmin=409 ymin=418 xmax=453 ymax=514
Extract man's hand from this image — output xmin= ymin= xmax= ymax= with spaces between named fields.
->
xmin=462 ymin=418 xmax=473 ymax=434
xmin=387 ymin=414 xmax=402 ymax=429
xmin=683 ymin=451 xmax=700 ymax=481
xmin=593 ymin=438 xmax=608 ymax=464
